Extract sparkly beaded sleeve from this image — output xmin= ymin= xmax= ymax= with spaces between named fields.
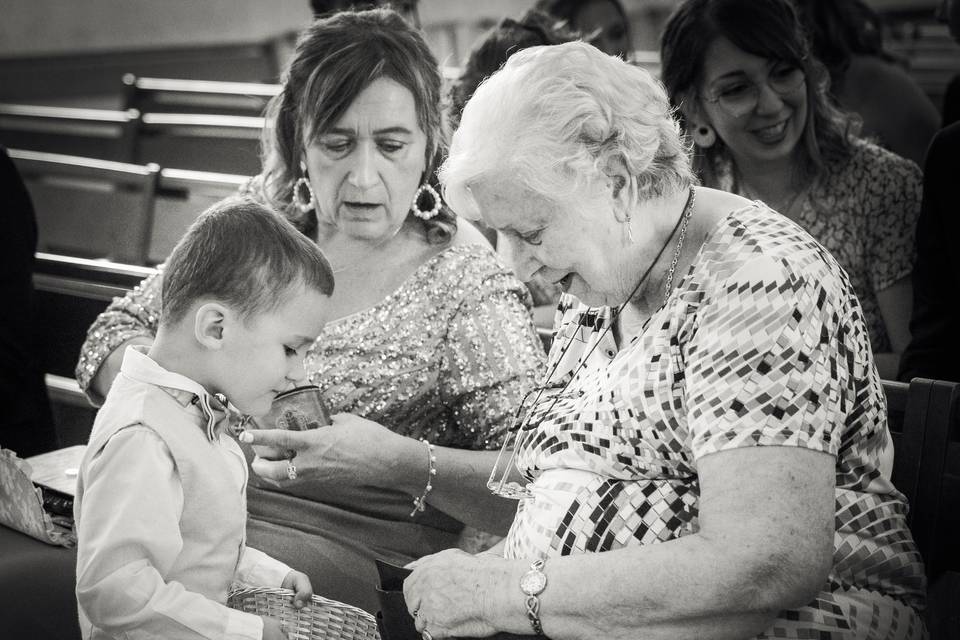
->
xmin=75 ymin=270 xmax=164 ymax=405
xmin=439 ymin=267 xmax=547 ymax=449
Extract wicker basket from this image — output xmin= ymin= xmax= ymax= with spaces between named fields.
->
xmin=227 ymin=587 xmax=380 ymax=640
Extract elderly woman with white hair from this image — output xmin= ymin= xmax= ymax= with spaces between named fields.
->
xmin=401 ymin=41 xmax=926 ymax=640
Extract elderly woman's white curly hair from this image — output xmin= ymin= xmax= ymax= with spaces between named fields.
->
xmin=440 ymin=41 xmax=695 ymax=220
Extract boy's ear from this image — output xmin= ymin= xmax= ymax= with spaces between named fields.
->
xmin=194 ymin=302 xmax=228 ymax=349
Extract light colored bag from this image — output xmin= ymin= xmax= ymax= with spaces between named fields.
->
xmin=0 ymin=448 xmax=76 ymax=547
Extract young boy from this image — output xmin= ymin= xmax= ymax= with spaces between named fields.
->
xmin=74 ymin=197 xmax=334 ymax=640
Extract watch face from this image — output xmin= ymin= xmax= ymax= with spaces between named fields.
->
xmin=520 ymin=568 xmax=547 ymax=595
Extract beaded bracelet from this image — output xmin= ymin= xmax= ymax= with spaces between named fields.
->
xmin=410 ymin=438 xmax=437 ymax=517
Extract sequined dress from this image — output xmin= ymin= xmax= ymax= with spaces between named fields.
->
xmin=504 ymin=204 xmax=926 ymax=639
xmin=76 ymin=243 xmax=545 ymax=613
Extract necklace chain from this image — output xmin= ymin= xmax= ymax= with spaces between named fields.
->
xmin=662 ymin=187 xmax=696 ymax=306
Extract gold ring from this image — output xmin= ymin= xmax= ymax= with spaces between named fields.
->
xmin=286 ymin=461 xmax=297 ymax=480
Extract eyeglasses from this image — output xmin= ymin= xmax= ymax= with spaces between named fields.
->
xmin=486 ymin=382 xmax=583 ymax=500
xmin=702 ymin=63 xmax=806 ymax=118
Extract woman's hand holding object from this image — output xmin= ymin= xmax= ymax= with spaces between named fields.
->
xmin=238 ymin=413 xmax=410 ymax=487
xmin=403 ymin=549 xmax=521 ymax=639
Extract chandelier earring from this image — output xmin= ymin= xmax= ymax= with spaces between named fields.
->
xmin=411 ymin=183 xmax=441 ymax=220
xmin=692 ymin=123 xmax=717 ymax=149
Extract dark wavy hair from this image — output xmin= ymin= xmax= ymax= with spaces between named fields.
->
xmin=448 ymin=9 xmax=579 ymax=132
xmin=261 ymin=7 xmax=455 ymax=244
xmin=660 ymin=0 xmax=859 ymax=185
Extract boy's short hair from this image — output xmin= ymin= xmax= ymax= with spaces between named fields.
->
xmin=160 ymin=196 xmax=334 ymax=326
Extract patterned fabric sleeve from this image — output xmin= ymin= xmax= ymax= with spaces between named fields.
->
xmin=863 ymin=146 xmax=923 ymax=292
xmin=440 ymin=272 xmax=546 ymax=450
xmin=75 ymin=270 xmax=164 ymax=405
xmin=684 ymin=254 xmax=848 ymax=460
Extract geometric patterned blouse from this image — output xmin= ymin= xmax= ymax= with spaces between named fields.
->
xmin=714 ymin=138 xmax=923 ymax=354
xmin=503 ymin=203 xmax=926 ymax=639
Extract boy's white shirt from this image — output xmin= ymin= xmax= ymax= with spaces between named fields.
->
xmin=75 ymin=346 xmax=293 ymax=640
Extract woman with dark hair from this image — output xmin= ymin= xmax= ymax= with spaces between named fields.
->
xmin=75 ymin=8 xmax=545 ymax=614
xmin=535 ymin=0 xmax=632 ymax=58
xmin=792 ymin=0 xmax=939 ymax=165
xmin=660 ymin=0 xmax=921 ymax=379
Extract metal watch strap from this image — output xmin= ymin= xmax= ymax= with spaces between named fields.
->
xmin=521 ymin=559 xmax=547 ymax=636
xmin=526 ymin=593 xmax=544 ymax=636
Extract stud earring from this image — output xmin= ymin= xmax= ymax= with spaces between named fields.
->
xmin=411 ymin=183 xmax=441 ymax=220
xmin=692 ymin=123 xmax=717 ymax=148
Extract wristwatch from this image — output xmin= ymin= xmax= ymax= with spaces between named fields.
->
xmin=520 ymin=559 xmax=548 ymax=636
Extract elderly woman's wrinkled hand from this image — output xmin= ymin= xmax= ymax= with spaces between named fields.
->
xmin=238 ymin=413 xmax=406 ymax=487
xmin=403 ymin=549 xmax=520 ymax=640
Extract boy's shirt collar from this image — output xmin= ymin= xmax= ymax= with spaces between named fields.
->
xmin=119 ymin=345 xmax=240 ymax=441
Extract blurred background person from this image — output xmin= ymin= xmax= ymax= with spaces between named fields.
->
xmin=900 ymin=0 xmax=960 ymax=384
xmin=939 ymin=0 xmax=960 ymax=125
xmin=535 ymin=0 xmax=633 ymax=58
xmin=0 ymin=145 xmax=57 ymax=457
xmin=660 ymin=0 xmax=922 ymax=380
xmin=792 ymin=0 xmax=940 ymax=166
xmin=310 ymin=0 xmax=420 ymax=25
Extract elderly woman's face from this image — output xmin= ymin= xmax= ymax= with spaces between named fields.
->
xmin=698 ymin=36 xmax=808 ymax=170
xmin=303 ymin=77 xmax=428 ymax=240
xmin=470 ymin=173 xmax=625 ymax=306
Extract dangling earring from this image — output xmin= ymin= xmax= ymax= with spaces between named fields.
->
xmin=411 ymin=183 xmax=441 ymax=220
xmin=293 ymin=162 xmax=316 ymax=214
xmin=293 ymin=176 xmax=316 ymax=213
xmin=692 ymin=123 xmax=717 ymax=149
xmin=623 ymin=212 xmax=635 ymax=243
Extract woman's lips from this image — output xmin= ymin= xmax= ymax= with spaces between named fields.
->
xmin=752 ymin=119 xmax=789 ymax=144
xmin=341 ymin=202 xmax=382 ymax=217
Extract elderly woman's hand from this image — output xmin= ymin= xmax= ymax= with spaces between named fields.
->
xmin=238 ymin=413 xmax=417 ymax=488
xmin=403 ymin=549 xmax=523 ymax=639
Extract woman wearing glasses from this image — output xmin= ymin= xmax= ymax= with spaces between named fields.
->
xmin=659 ymin=0 xmax=921 ymax=380
xmin=400 ymin=32 xmax=925 ymax=640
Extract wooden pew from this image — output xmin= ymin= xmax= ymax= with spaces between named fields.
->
xmin=0 ymin=104 xmax=139 ymax=162
xmin=10 ymin=149 xmax=159 ymax=265
xmin=150 ymin=167 xmax=249 ymax=264
xmin=134 ymin=112 xmax=264 ymax=176
xmin=122 ymin=74 xmax=280 ymax=118
xmin=34 ymin=253 xmax=156 ymax=445
xmin=884 ymin=378 xmax=960 ymax=637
